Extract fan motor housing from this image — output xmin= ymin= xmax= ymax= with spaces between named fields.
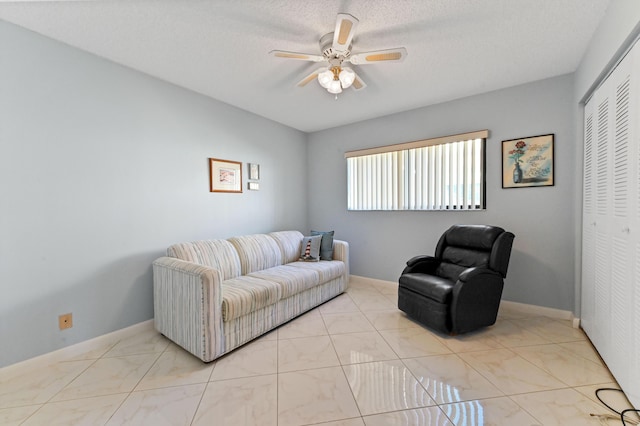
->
xmin=320 ymin=32 xmax=351 ymax=64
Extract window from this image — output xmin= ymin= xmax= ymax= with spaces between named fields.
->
xmin=346 ymin=130 xmax=487 ymax=211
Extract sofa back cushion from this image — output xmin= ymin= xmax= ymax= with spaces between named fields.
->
xmin=269 ymin=230 xmax=304 ymax=264
xmin=167 ymin=239 xmax=241 ymax=280
xmin=228 ymin=234 xmax=283 ymax=275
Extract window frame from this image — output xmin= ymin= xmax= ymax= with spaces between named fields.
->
xmin=345 ymin=130 xmax=488 ymax=211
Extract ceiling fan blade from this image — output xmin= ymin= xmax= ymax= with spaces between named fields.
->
xmin=351 ymin=72 xmax=367 ymax=91
xmin=347 ymin=47 xmax=408 ymax=65
xmin=332 ymin=13 xmax=359 ymax=52
xmin=296 ymin=68 xmax=326 ymax=87
xmin=270 ymin=50 xmax=325 ymax=62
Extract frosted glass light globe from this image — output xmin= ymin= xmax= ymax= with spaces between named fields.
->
xmin=339 ymin=67 xmax=355 ymax=88
xmin=317 ymin=69 xmax=333 ymax=88
xmin=327 ymin=79 xmax=343 ymax=94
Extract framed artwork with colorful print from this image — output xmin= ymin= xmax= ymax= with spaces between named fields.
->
xmin=502 ymin=134 xmax=554 ymax=188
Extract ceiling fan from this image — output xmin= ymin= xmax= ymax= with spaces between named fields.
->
xmin=269 ymin=13 xmax=407 ymax=98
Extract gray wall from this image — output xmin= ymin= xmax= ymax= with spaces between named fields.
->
xmin=574 ymin=0 xmax=640 ymax=103
xmin=307 ymin=74 xmax=576 ymax=311
xmin=0 ymin=21 xmax=308 ymax=367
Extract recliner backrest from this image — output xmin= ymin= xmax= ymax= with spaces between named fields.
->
xmin=434 ymin=225 xmax=514 ymax=281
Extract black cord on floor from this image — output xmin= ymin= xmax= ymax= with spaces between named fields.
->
xmin=594 ymin=388 xmax=639 ymax=426
xmin=596 ymin=388 xmax=626 ymax=414
xmin=622 ymin=410 xmax=640 ymax=426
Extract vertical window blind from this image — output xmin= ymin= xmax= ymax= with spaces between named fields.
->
xmin=346 ymin=130 xmax=487 ymax=211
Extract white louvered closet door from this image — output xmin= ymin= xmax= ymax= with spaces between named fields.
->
xmin=581 ymin=98 xmax=596 ymax=340
xmin=581 ymin=40 xmax=640 ymax=408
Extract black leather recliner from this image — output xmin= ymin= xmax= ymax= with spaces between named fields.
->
xmin=398 ymin=225 xmax=515 ymax=335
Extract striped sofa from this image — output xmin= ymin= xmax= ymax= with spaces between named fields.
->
xmin=152 ymin=230 xmax=349 ymax=362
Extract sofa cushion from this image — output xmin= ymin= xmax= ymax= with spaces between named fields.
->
xmin=287 ymin=260 xmax=345 ymax=282
xmin=228 ymin=234 xmax=283 ymax=275
xmin=167 ymin=239 xmax=241 ymax=280
xmin=311 ymin=230 xmax=334 ymax=260
xmin=269 ymin=230 xmax=304 ymax=264
xmin=221 ymin=276 xmax=282 ymax=322
xmin=299 ymin=235 xmax=322 ymax=262
xmin=249 ymin=265 xmax=320 ymax=299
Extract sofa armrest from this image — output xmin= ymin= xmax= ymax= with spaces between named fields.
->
xmin=331 ymin=239 xmax=350 ymax=287
xmin=152 ymin=257 xmax=225 ymax=362
xmin=332 ymin=238 xmax=349 ymax=267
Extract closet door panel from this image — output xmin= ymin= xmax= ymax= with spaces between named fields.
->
xmin=581 ymin=101 xmax=596 ymax=336
xmin=580 ymin=223 xmax=595 ymax=334
xmin=593 ymin=229 xmax=611 ymax=354
xmin=593 ymin=77 xmax=614 ymax=356
xmin=634 ymin=243 xmax=640 ymax=407
xmin=610 ymin=235 xmax=629 ymax=372
xmin=582 ymin=40 xmax=640 ymax=408
xmin=636 ymin=74 xmax=640 ymax=398
xmin=623 ymin=43 xmax=640 ymax=409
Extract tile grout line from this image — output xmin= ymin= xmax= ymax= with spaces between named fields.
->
xmin=11 ymin=369 xmax=95 ymax=426
xmin=275 ymin=324 xmax=280 ymax=426
xmin=19 ymin=336 xmax=133 ymax=425
xmin=333 ymin=290 xmax=366 ymax=423
xmin=103 ymin=342 xmax=166 ymax=425
xmin=360 ymin=280 xmax=460 ymax=421
xmin=346 ymin=283 xmax=452 ymax=423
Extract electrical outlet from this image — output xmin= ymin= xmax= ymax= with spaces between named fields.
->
xmin=59 ymin=313 xmax=73 ymax=330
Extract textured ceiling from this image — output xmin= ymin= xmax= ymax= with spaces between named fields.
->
xmin=0 ymin=0 xmax=611 ymax=132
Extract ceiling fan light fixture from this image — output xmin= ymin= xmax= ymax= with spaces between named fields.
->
xmin=327 ymin=79 xmax=342 ymax=94
xmin=339 ymin=67 xmax=355 ymax=88
xmin=272 ymin=13 xmax=407 ymax=98
xmin=317 ymin=69 xmax=334 ymax=88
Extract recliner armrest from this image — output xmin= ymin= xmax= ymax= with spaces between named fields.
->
xmin=402 ymin=255 xmax=439 ymax=275
xmin=458 ymin=266 xmax=502 ymax=282
xmin=407 ymin=255 xmax=434 ymax=267
xmin=451 ymin=267 xmax=505 ymax=334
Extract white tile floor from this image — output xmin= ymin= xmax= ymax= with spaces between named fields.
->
xmin=1 ymin=277 xmax=638 ymax=425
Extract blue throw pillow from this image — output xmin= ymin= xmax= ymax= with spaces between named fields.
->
xmin=311 ymin=230 xmax=334 ymax=260
xmin=300 ymin=235 xmax=322 ymax=262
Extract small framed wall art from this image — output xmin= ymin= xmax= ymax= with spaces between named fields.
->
xmin=248 ymin=163 xmax=260 ymax=181
xmin=502 ymin=134 xmax=554 ymax=188
xmin=209 ymin=158 xmax=242 ymax=193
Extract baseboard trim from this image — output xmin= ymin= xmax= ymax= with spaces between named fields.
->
xmin=1 ymin=320 xmax=154 ymax=373
xmin=572 ymin=317 xmax=581 ymax=329
xmin=349 ymin=275 xmax=396 ymax=287
xmin=500 ymin=300 xmax=578 ymax=326
xmin=350 ymin=275 xmax=580 ymax=327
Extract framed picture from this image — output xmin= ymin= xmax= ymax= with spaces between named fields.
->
xmin=248 ymin=163 xmax=260 ymax=180
xmin=209 ymin=158 xmax=242 ymax=193
xmin=502 ymin=134 xmax=554 ymax=188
